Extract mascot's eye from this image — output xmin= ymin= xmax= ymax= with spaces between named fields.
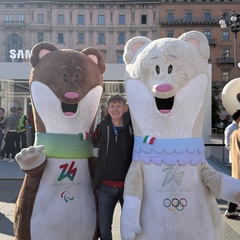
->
xmin=74 ymin=74 xmax=78 ymax=83
xmin=156 ymin=65 xmax=160 ymax=74
xmin=63 ymin=74 xmax=68 ymax=82
xmin=168 ymin=65 xmax=173 ymax=74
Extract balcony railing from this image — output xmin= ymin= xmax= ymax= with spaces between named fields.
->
xmin=2 ymin=21 xmax=25 ymax=28
xmin=218 ymin=57 xmax=234 ymax=65
xmin=208 ymin=38 xmax=217 ymax=46
xmin=159 ymin=17 xmax=219 ymax=26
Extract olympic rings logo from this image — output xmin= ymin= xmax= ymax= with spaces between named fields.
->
xmin=163 ymin=198 xmax=187 ymax=211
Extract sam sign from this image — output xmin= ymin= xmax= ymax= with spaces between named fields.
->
xmin=9 ymin=49 xmax=31 ymax=59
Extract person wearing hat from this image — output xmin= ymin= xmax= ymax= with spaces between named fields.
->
xmin=3 ymin=106 xmax=19 ymax=162
xmin=16 ymin=107 xmax=28 ymax=153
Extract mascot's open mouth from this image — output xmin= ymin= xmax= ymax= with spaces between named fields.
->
xmin=155 ymin=96 xmax=174 ymax=114
xmin=61 ymin=102 xmax=78 ymax=116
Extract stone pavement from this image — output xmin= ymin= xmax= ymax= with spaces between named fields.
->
xmin=0 ymin=134 xmax=240 ymax=240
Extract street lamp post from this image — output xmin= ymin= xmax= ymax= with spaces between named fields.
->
xmin=219 ymin=11 xmax=240 ymax=78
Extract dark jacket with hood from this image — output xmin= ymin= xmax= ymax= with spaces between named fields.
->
xmin=93 ymin=111 xmax=134 ymax=190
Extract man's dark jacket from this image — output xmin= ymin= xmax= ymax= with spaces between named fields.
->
xmin=93 ymin=112 xmax=134 ymax=190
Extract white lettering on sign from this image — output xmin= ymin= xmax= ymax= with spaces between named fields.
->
xmin=9 ymin=49 xmax=31 ymax=59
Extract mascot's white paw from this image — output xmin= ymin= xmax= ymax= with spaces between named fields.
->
xmin=121 ymin=196 xmax=142 ymax=240
xmin=15 ymin=145 xmax=46 ymax=171
xmin=221 ymin=176 xmax=240 ymax=204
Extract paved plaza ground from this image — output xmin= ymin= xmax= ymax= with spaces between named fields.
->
xmin=0 ymin=134 xmax=240 ymax=239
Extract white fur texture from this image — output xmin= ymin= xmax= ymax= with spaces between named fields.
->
xmin=31 ymin=81 xmax=102 ymax=134
xmin=121 ymin=31 xmax=240 ymax=240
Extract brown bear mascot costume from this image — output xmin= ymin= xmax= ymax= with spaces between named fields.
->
xmin=14 ymin=42 xmax=105 ymax=240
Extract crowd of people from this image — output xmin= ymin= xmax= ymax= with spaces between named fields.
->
xmin=0 ymin=106 xmax=29 ymax=163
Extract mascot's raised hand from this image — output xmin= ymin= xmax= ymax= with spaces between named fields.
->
xmin=16 ymin=146 xmax=45 ymax=171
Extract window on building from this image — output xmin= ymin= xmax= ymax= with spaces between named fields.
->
xmin=119 ymin=4 xmax=125 ymax=9
xmin=37 ymin=14 xmax=44 ymax=24
xmin=222 ymin=31 xmax=229 ymax=41
xmin=118 ymin=33 xmax=125 ymax=44
xmin=222 ymin=48 xmax=230 ymax=58
xmin=111 ymin=12 xmax=113 ymax=22
xmin=38 ymin=33 xmax=44 ymax=42
xmin=167 ymin=13 xmax=174 ymax=22
xmin=204 ymin=31 xmax=211 ymax=40
xmin=119 ymin=15 xmax=125 ymax=25
xmin=78 ymin=33 xmax=85 ymax=43
xmin=6 ymin=14 xmax=12 ymax=21
xmin=98 ymin=4 xmax=105 ymax=9
xmin=167 ymin=31 xmax=173 ymax=38
xmin=18 ymin=3 xmax=24 ymax=8
xmin=204 ymin=12 xmax=211 ymax=22
xmin=117 ymin=53 xmax=124 ymax=63
xmin=38 ymin=3 xmax=43 ymax=8
xmin=78 ymin=15 xmax=85 ymax=25
xmin=18 ymin=14 xmax=24 ymax=21
xmin=132 ymin=12 xmax=135 ymax=22
xmin=78 ymin=4 xmax=84 ymax=9
xmin=185 ymin=13 xmax=192 ymax=22
xmin=98 ymin=33 xmax=105 ymax=44
xmin=6 ymin=33 xmax=24 ymax=62
xmin=98 ymin=15 xmax=105 ymax=25
xmin=58 ymin=14 xmax=64 ymax=24
xmin=58 ymin=3 xmax=64 ymax=8
xmin=58 ymin=33 xmax=64 ymax=44
xmin=141 ymin=32 xmax=148 ymax=37
xmin=6 ymin=3 xmax=12 ymax=8
xmin=222 ymin=71 xmax=230 ymax=83
xmin=141 ymin=14 xmax=147 ymax=24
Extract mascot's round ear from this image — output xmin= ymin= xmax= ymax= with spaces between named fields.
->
xmin=81 ymin=48 xmax=106 ymax=74
xmin=123 ymin=36 xmax=151 ymax=65
xmin=30 ymin=42 xmax=58 ymax=68
xmin=178 ymin=30 xmax=210 ymax=60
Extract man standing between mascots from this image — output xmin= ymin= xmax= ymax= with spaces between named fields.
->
xmin=16 ymin=107 xmax=28 ymax=152
xmin=224 ymin=109 xmax=240 ymax=218
xmin=93 ymin=94 xmax=134 ymax=240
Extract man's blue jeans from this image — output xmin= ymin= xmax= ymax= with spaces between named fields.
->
xmin=98 ymin=183 xmax=124 ymax=240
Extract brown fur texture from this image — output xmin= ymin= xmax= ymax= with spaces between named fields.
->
xmin=29 ymin=42 xmax=105 ymax=133
xmin=14 ymin=42 xmax=105 ymax=240
xmin=14 ymin=161 xmax=47 ymax=240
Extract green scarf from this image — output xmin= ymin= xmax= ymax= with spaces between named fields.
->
xmin=34 ymin=132 xmax=93 ymax=159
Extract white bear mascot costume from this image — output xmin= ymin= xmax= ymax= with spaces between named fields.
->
xmin=120 ymin=31 xmax=240 ymax=240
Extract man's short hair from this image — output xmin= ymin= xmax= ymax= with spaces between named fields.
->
xmin=232 ymin=109 xmax=240 ymax=120
xmin=107 ymin=94 xmax=127 ymax=106
xmin=0 ymin=108 xmax=5 ymax=113
xmin=10 ymin=106 xmax=16 ymax=113
xmin=17 ymin=107 xmax=23 ymax=111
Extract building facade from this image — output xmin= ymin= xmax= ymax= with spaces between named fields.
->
xmin=0 ymin=0 xmax=238 ymax=123
xmin=158 ymin=0 xmax=240 ymax=103
xmin=0 ymin=0 xmax=159 ymax=63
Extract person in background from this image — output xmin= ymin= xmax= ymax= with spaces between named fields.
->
xmin=0 ymin=108 xmax=6 ymax=159
xmin=224 ymin=109 xmax=240 ymax=218
xmin=16 ymin=107 xmax=28 ymax=152
xmin=3 ymin=107 xmax=19 ymax=163
xmin=93 ymin=95 xmax=134 ymax=240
